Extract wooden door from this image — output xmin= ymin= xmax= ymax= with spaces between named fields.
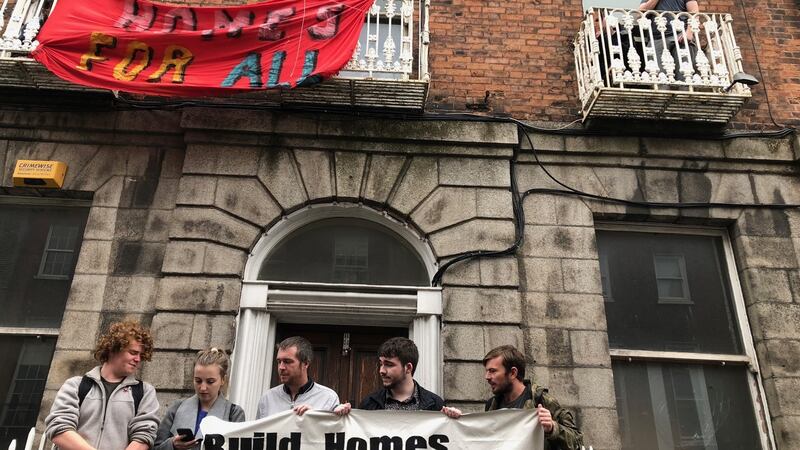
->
xmin=272 ymin=324 xmax=407 ymax=405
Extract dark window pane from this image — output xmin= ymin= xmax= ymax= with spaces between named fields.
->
xmin=0 ymin=336 xmax=56 ymax=449
xmin=597 ymin=231 xmax=742 ymax=354
xmin=258 ymin=218 xmax=430 ymax=286
xmin=0 ymin=205 xmax=89 ymax=327
xmin=654 ymin=255 xmax=683 ymax=278
xmin=658 ymin=279 xmax=686 ymax=299
xmin=613 ymin=361 xmax=761 ymax=450
xmin=48 ymin=225 xmax=79 ymax=251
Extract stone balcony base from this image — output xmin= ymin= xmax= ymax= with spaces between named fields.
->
xmin=584 ymin=87 xmax=750 ymax=123
xmin=0 ymin=58 xmax=428 ymax=111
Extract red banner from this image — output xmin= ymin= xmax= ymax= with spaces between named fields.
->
xmin=31 ymin=0 xmax=373 ymax=96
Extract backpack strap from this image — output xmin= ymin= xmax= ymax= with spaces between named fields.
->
xmin=77 ymin=376 xmax=93 ymax=408
xmin=228 ymin=403 xmax=240 ymax=421
xmin=533 ymin=386 xmax=548 ymax=408
xmin=131 ymin=380 xmax=144 ymax=415
xmin=78 ymin=376 xmax=144 ymax=414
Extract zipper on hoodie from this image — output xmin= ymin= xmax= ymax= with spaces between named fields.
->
xmin=94 ymin=378 xmax=107 ymax=448
xmin=95 ymin=377 xmax=127 ymax=447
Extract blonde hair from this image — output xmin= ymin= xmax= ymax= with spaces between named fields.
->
xmin=195 ymin=348 xmax=231 ymax=380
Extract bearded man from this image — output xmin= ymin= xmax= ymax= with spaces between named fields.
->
xmin=357 ymin=337 xmax=445 ymax=411
xmin=481 ymin=345 xmax=582 ymax=450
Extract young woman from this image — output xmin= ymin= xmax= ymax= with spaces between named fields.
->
xmin=154 ymin=348 xmax=245 ymax=450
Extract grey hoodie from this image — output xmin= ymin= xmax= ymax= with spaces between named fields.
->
xmin=45 ymin=366 xmax=160 ymax=450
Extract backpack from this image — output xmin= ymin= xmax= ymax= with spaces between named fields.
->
xmin=228 ymin=403 xmax=241 ymax=421
xmin=77 ymin=376 xmax=144 ymax=414
xmin=533 ymin=386 xmax=547 ymax=408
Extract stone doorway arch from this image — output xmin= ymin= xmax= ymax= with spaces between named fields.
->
xmin=228 ymin=203 xmax=442 ymax=419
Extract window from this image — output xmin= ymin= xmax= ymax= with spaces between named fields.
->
xmin=0 ymin=200 xmax=89 ymax=449
xmin=258 ymin=217 xmax=429 ymax=286
xmin=597 ymin=225 xmax=769 ymax=450
xmin=653 ymin=254 xmax=691 ymax=304
xmin=37 ymin=224 xmax=80 ymax=279
xmin=0 ymin=204 xmax=89 ymax=327
xmin=0 ymin=336 xmax=56 ymax=448
xmin=333 ymin=234 xmax=369 ymax=284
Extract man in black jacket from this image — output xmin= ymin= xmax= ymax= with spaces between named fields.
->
xmin=335 ymin=337 xmax=450 ymax=414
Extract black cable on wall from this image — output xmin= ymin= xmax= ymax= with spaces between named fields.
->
xmin=429 ymin=120 xmax=800 ymax=286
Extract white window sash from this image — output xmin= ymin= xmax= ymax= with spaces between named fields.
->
xmin=653 ymin=253 xmax=692 ymax=304
xmin=596 ymin=222 xmax=776 ymax=450
xmin=0 ymin=327 xmax=59 ymax=337
xmin=36 ymin=224 xmax=77 ymax=280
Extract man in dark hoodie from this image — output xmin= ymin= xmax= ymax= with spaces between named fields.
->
xmin=336 ymin=337 xmax=447 ymax=414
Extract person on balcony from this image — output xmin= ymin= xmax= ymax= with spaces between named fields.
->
xmin=593 ymin=9 xmax=646 ymax=86
xmin=639 ymin=0 xmax=699 ymax=82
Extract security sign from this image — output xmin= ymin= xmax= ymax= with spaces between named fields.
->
xmin=13 ymin=160 xmax=68 ymax=188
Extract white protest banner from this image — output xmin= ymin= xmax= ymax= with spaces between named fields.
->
xmin=200 ymin=409 xmax=543 ymax=450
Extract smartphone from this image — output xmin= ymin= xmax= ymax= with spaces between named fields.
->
xmin=177 ymin=428 xmax=195 ymax=442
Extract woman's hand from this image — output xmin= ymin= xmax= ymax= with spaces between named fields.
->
xmin=172 ymin=435 xmax=201 ymax=449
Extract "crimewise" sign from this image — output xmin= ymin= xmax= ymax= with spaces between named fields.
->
xmin=12 ymin=160 xmax=68 ymax=188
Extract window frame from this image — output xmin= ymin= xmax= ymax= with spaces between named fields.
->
xmin=0 ymin=196 xmax=90 ymax=448
xmin=36 ymin=224 xmax=80 ymax=280
xmin=600 ymin=252 xmax=614 ymax=302
xmin=596 ymin=222 xmax=776 ymax=450
xmin=652 ymin=253 xmax=692 ymax=304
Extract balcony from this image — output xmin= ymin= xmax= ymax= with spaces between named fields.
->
xmin=0 ymin=0 xmax=429 ymax=110
xmin=574 ymin=8 xmax=753 ymax=123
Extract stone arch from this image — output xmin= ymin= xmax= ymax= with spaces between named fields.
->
xmin=152 ymin=144 xmax=516 ymax=400
xmin=168 ymin=145 xmax=516 ymax=272
xmin=244 ymin=203 xmax=438 ymax=283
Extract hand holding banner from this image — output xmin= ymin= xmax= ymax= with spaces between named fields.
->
xmin=200 ymin=409 xmax=544 ymax=450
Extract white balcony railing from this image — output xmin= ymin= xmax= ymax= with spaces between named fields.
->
xmin=0 ymin=0 xmax=50 ymax=57
xmin=341 ymin=0 xmax=429 ymax=81
xmin=0 ymin=0 xmax=429 ymax=78
xmin=574 ymin=8 xmax=753 ymax=123
xmin=0 ymin=0 xmax=430 ymax=108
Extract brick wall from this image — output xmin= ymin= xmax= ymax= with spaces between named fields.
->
xmin=427 ymin=0 xmax=583 ymax=119
xmin=425 ymin=0 xmax=800 ymax=129
xmin=722 ymin=0 xmax=800 ymax=129
xmin=128 ymin=0 xmax=799 ymax=128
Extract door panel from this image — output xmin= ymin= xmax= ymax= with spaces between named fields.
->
xmin=273 ymin=323 xmax=407 ymax=405
xmin=349 ymin=348 xmax=382 ymax=405
xmin=309 ymin=348 xmax=328 ymax=388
